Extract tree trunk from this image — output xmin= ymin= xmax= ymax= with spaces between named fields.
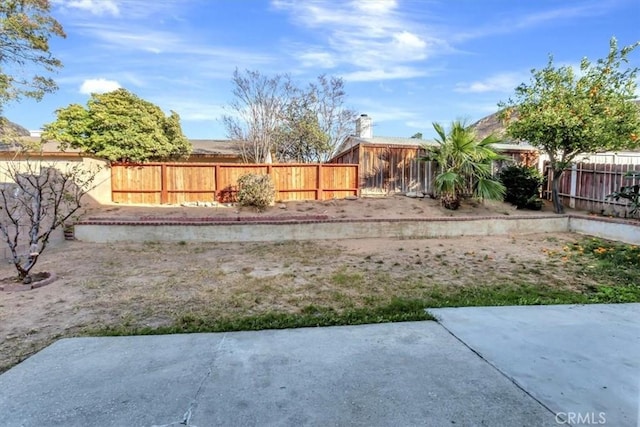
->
xmin=551 ymin=170 xmax=565 ymax=214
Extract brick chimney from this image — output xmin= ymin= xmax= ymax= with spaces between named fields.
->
xmin=355 ymin=114 xmax=372 ymax=138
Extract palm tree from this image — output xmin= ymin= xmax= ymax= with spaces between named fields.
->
xmin=423 ymin=121 xmax=506 ymax=210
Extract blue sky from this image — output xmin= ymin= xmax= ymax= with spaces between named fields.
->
xmin=6 ymin=0 xmax=640 ymax=140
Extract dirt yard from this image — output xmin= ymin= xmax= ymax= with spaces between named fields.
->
xmin=0 ymin=196 xmax=585 ymax=373
xmin=83 ymin=193 xmax=558 ymax=221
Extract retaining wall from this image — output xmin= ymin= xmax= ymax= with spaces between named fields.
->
xmin=569 ymin=215 xmax=640 ymax=245
xmin=75 ymin=215 xmax=571 ymax=243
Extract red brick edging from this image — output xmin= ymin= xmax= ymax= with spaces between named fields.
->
xmin=77 ymin=214 xmax=569 ymax=226
xmin=0 ymin=272 xmax=58 ymax=292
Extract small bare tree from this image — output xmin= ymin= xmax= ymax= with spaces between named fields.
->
xmin=307 ymin=74 xmax=357 ymax=162
xmin=0 ymin=159 xmax=98 ymax=282
xmin=223 ymin=70 xmax=356 ymax=163
xmin=223 ymin=69 xmax=294 ymax=163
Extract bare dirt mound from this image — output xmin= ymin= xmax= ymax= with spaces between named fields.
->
xmin=83 ymin=195 xmax=556 ymax=223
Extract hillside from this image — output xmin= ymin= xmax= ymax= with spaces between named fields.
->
xmin=0 ymin=118 xmax=30 ymax=138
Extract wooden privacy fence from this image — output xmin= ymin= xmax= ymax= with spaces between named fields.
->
xmin=331 ymin=145 xmax=437 ymax=196
xmin=111 ymin=162 xmax=359 ymax=204
xmin=544 ymin=157 xmax=640 ymax=213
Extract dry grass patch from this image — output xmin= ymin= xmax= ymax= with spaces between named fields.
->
xmin=1 ymin=232 xmax=638 ymax=373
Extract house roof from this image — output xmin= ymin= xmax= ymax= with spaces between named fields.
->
xmin=0 ymin=137 xmax=242 ymax=158
xmin=189 ymin=139 xmax=241 ymax=157
xmin=332 ymin=134 xmax=536 ymax=160
xmin=334 ymin=136 xmax=431 ymax=157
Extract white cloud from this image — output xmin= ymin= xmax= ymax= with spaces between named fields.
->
xmin=453 ymin=2 xmax=615 ymax=42
xmin=455 ymin=73 xmax=525 ymax=94
xmin=354 ymin=0 xmax=397 ymax=15
xmin=272 ymin=0 xmax=449 ymax=81
xmin=393 ymin=31 xmax=426 ymax=51
xmin=80 ymin=78 xmax=121 ymax=94
xmin=154 ymin=97 xmax=227 ymax=122
xmin=350 ymin=98 xmax=419 ymax=123
xmin=299 ymin=52 xmax=337 ymax=69
xmin=75 ymin=23 xmax=274 ymax=68
xmin=53 ymin=0 xmax=119 ymax=16
xmin=342 ymin=67 xmax=428 ymax=82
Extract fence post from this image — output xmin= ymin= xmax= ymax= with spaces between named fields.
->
xmin=569 ymin=163 xmax=577 ymax=209
xmin=317 ymin=164 xmax=324 ymax=201
xmin=214 ymin=164 xmax=220 ymax=202
xmin=160 ymin=164 xmax=168 ymax=204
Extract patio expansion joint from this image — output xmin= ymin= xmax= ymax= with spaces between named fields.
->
xmin=150 ymin=334 xmax=227 ymax=427
xmin=428 ymin=314 xmax=566 ymax=424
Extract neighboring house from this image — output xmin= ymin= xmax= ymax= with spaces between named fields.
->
xmin=0 ymin=135 xmax=244 ymax=164
xmin=189 ymin=139 xmax=243 ymax=163
xmin=330 ymin=114 xmax=537 ymax=196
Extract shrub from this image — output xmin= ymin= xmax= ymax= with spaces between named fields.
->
xmin=499 ymin=165 xmax=543 ymax=209
xmin=237 ymin=174 xmax=275 ymax=210
xmin=606 ymin=171 xmax=640 ymax=218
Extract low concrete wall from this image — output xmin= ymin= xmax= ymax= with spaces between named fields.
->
xmin=75 ymin=216 xmax=569 ymax=243
xmin=569 ymin=216 xmax=640 ymax=245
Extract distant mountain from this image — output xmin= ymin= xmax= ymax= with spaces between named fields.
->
xmin=0 ymin=118 xmax=30 ymax=137
xmin=469 ymin=111 xmax=508 ymax=141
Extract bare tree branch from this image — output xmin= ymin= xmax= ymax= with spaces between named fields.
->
xmin=0 ymin=158 xmax=99 ymax=281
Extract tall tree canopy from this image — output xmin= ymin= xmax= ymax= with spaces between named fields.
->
xmin=43 ymin=88 xmax=192 ymax=162
xmin=223 ymin=69 xmax=356 ymax=163
xmin=0 ymin=0 xmax=65 ymax=114
xmin=499 ymin=38 xmax=640 ymax=213
xmin=223 ymin=69 xmax=292 ymax=163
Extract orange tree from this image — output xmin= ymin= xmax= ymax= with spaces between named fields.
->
xmin=499 ymin=38 xmax=640 ymax=213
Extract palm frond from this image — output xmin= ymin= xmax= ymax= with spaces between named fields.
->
xmin=475 ymin=177 xmax=506 ymax=201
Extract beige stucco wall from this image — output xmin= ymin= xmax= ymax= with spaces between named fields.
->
xmin=0 ymin=155 xmax=111 ymax=205
xmin=0 ymin=155 xmax=111 ymax=259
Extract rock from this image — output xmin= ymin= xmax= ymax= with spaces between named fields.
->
xmin=406 ymin=192 xmax=418 ymax=198
xmin=416 ymin=192 xmax=425 ymax=198
xmin=345 ymin=196 xmax=358 ymax=200
xmin=278 ymin=203 xmax=287 ymax=209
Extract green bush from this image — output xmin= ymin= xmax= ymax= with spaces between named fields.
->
xmin=499 ymin=165 xmax=544 ymax=209
xmin=237 ymin=174 xmax=275 ymax=210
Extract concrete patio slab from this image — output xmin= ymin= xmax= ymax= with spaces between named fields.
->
xmin=0 ymin=322 xmax=556 ymax=427
xmin=429 ymin=303 xmax=640 ymax=427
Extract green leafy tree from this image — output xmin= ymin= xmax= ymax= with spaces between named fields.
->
xmin=43 ymin=88 xmax=192 ymax=162
xmin=423 ymin=121 xmax=506 ymax=210
xmin=0 ymin=0 xmax=65 ymax=114
xmin=499 ymin=38 xmax=640 ymax=213
xmin=275 ymin=97 xmax=330 ymax=162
